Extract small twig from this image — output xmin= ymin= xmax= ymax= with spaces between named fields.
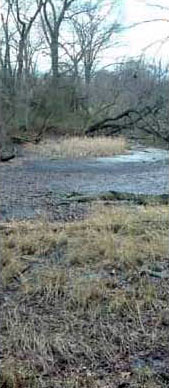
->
xmin=136 ymin=302 xmax=146 ymax=334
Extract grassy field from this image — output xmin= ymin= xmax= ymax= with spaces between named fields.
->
xmin=27 ymin=136 xmax=128 ymax=158
xmin=1 ymin=203 xmax=169 ymax=387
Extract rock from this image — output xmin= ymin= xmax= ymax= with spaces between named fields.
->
xmin=161 ymin=310 xmax=169 ymax=326
xmin=0 ymin=144 xmax=16 ymax=162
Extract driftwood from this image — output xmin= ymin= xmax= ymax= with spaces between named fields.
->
xmin=85 ymin=104 xmax=169 ymax=143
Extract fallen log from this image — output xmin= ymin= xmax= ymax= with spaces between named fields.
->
xmin=85 ymin=104 xmax=169 ymax=143
xmin=57 ymin=191 xmax=169 ymax=206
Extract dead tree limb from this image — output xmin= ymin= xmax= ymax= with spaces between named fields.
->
xmin=85 ymin=104 xmax=169 ymax=143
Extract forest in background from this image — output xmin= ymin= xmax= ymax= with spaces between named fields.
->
xmin=0 ymin=0 xmax=169 ymax=146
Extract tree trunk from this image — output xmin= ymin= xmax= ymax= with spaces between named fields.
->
xmin=84 ymin=62 xmax=92 ymax=110
xmin=17 ymin=37 xmax=25 ymax=82
xmin=51 ymin=37 xmax=59 ymax=84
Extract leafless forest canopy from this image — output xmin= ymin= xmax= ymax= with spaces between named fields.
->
xmin=0 ymin=0 xmax=169 ymax=145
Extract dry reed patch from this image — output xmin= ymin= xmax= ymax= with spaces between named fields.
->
xmin=1 ymin=219 xmax=67 ymax=287
xmin=22 ymin=267 xmax=69 ymax=297
xmin=63 ymin=204 xmax=169 ymax=270
xmin=1 ymin=204 xmax=169 ymax=387
xmin=1 ymin=204 xmax=169 ymax=287
xmin=30 ymin=136 xmax=128 ymax=158
xmin=0 ymin=358 xmax=38 ymax=388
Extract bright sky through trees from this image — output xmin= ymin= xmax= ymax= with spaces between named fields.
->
xmin=106 ymin=0 xmax=169 ymax=66
xmin=37 ymin=0 xmax=169 ymax=71
xmin=1 ymin=0 xmax=169 ymax=72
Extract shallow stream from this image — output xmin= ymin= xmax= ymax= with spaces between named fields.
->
xmin=0 ymin=147 xmax=168 ymax=220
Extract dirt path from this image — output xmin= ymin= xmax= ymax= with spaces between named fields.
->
xmin=0 ymin=147 xmax=168 ymax=221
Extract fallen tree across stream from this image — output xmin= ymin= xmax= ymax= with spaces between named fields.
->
xmin=85 ymin=104 xmax=169 ymax=143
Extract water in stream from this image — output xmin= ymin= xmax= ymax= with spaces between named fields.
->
xmin=0 ymin=147 xmax=168 ymax=220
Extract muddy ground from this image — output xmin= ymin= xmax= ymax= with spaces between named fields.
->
xmin=0 ymin=147 xmax=169 ymax=221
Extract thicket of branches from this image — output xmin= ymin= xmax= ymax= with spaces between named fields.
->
xmin=0 ymin=0 xmax=169 ymax=145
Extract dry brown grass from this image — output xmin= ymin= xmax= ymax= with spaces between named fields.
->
xmin=28 ymin=135 xmax=128 ymax=158
xmin=1 ymin=203 xmax=169 ymax=387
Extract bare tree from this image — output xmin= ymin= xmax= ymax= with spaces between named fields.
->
xmin=71 ymin=2 xmax=120 ymax=109
xmin=9 ymin=0 xmax=44 ymax=82
xmin=40 ymin=0 xmax=75 ymax=84
xmin=0 ymin=3 xmax=14 ymax=91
